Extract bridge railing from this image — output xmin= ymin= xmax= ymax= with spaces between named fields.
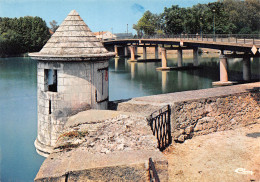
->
xmin=147 ymin=105 xmax=172 ymax=151
xmin=107 ymin=34 xmax=260 ymax=45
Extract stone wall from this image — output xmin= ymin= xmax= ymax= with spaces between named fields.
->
xmin=117 ymin=83 xmax=260 ymax=143
xmin=35 ymin=110 xmax=168 ymax=182
xmin=172 ymin=92 xmax=260 ymax=142
xmin=36 ymin=60 xmax=109 ymax=156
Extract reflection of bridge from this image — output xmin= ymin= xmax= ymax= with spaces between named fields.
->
xmin=103 ymin=36 xmax=260 ymax=86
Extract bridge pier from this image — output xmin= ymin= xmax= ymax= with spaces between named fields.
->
xmin=177 ymin=49 xmax=183 ymax=67
xmin=143 ymin=47 xmax=147 ymax=60
xmin=129 ymin=45 xmax=136 ymax=61
xmin=114 ymin=45 xmax=119 ymax=58
xmin=243 ymin=56 xmax=251 ymax=81
xmin=193 ymin=47 xmax=199 ymax=66
xmin=156 ymin=48 xmax=170 ymax=71
xmin=219 ymin=54 xmax=228 ymax=82
xmin=212 ymin=52 xmax=233 ymax=86
xmin=124 ymin=46 xmax=128 ymax=57
xmin=155 ymin=46 xmax=159 ymax=59
xmin=161 ymin=48 xmax=168 ymax=68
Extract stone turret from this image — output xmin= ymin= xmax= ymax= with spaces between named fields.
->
xmin=29 ymin=10 xmax=114 ymax=156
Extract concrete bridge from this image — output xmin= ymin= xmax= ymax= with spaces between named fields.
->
xmin=103 ymin=35 xmax=260 ymax=86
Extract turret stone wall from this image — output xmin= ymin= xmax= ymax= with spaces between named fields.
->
xmin=36 ymin=60 xmax=109 ymax=156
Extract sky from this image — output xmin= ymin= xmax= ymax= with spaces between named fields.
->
xmin=0 ymin=0 xmax=217 ymax=34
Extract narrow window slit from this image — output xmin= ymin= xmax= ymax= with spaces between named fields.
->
xmin=49 ymin=100 xmax=52 ymax=114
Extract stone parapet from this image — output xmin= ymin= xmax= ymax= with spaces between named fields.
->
xmin=35 ymin=110 xmax=168 ymax=181
xmin=118 ymin=82 xmax=260 ymax=142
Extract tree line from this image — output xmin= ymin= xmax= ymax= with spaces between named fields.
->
xmin=0 ymin=16 xmax=50 ymax=57
xmin=133 ymin=0 xmax=260 ymax=37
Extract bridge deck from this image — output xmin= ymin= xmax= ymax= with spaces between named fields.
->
xmin=104 ymin=38 xmax=260 ymax=53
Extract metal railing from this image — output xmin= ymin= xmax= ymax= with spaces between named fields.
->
xmin=147 ymin=105 xmax=172 ymax=151
xmin=105 ymin=34 xmax=260 ymax=45
xmin=149 ymin=158 xmax=160 ymax=182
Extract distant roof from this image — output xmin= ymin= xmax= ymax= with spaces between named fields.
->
xmin=49 ymin=29 xmax=54 ymax=35
xmin=29 ymin=10 xmax=114 ymax=61
xmin=93 ymin=31 xmax=108 ymax=36
xmin=114 ymin=33 xmax=133 ymax=37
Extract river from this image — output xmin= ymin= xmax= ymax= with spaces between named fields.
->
xmin=0 ymin=55 xmax=259 ymax=181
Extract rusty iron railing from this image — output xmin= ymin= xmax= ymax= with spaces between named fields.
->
xmin=149 ymin=158 xmax=160 ymax=182
xmin=147 ymin=105 xmax=172 ymax=151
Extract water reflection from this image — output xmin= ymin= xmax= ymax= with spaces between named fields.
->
xmin=109 ymin=56 xmax=259 ymax=101
xmin=114 ymin=57 xmax=119 ymax=71
xmin=0 ymin=57 xmax=45 ymax=182
xmin=130 ymin=62 xmax=136 ymax=79
xmin=161 ymin=71 xmax=168 ymax=92
xmin=1 ymin=56 xmax=258 ymax=181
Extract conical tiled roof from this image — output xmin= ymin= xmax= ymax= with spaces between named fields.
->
xmin=29 ymin=10 xmax=115 ymax=61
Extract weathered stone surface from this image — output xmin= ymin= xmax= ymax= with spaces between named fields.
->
xmin=29 ymin=10 xmax=115 ymax=61
xmin=35 ymin=150 xmax=167 ymax=182
xmin=54 ymin=111 xmax=158 ymax=154
xmin=35 ymin=60 xmax=109 ymax=155
xmin=118 ymin=82 xmax=260 ymax=143
xmin=35 ymin=110 xmax=168 ymax=182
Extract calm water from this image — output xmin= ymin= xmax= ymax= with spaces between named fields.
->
xmin=0 ymin=55 xmax=259 ymax=181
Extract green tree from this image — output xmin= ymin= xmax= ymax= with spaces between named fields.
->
xmin=163 ymin=5 xmax=185 ymax=34
xmin=31 ymin=17 xmax=50 ymax=52
xmin=0 ymin=16 xmax=50 ymax=56
xmin=133 ymin=11 xmax=158 ymax=36
xmin=134 ymin=0 xmax=258 ymax=36
xmin=223 ymin=0 xmax=260 ymax=34
xmin=0 ymin=30 xmax=23 ymax=56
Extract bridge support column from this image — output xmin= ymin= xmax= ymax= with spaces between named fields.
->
xmin=114 ymin=45 xmax=119 ymax=58
xmin=143 ymin=47 xmax=147 ymax=60
xmin=129 ymin=45 xmax=136 ymax=61
xmin=193 ymin=47 xmax=199 ymax=66
xmin=212 ymin=52 xmax=233 ymax=86
xmin=177 ymin=49 xmax=183 ymax=67
xmin=243 ymin=56 xmax=251 ymax=81
xmin=124 ymin=46 xmax=128 ymax=57
xmin=155 ymin=46 xmax=159 ymax=59
xmin=135 ymin=46 xmax=138 ymax=56
xmin=161 ymin=48 xmax=167 ymax=68
xmin=156 ymin=48 xmax=169 ymax=71
xmin=219 ymin=54 xmax=228 ymax=82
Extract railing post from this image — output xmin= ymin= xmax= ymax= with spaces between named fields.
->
xmin=167 ymin=105 xmax=171 ymax=144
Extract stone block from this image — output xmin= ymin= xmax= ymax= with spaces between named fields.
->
xmin=177 ymin=135 xmax=185 ymax=142
xmin=58 ymin=85 xmax=66 ymax=93
xmin=185 ymin=125 xmax=194 ymax=134
xmin=194 ymin=124 xmax=203 ymax=132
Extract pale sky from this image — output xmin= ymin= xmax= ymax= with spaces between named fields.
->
xmin=0 ymin=0 xmax=217 ymax=33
